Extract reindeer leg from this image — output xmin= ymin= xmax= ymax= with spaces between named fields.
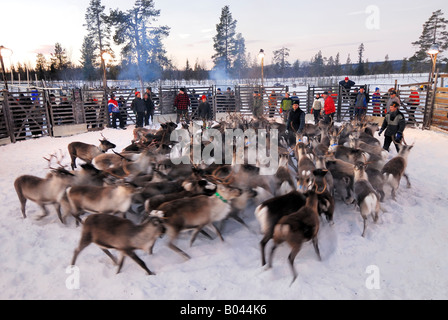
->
xmin=260 ymin=233 xmax=272 ymax=266
xmin=71 ymin=234 xmax=92 ymax=266
xmin=101 ymin=249 xmax=118 ymax=265
xmin=169 ymin=241 xmax=191 ymax=260
xmin=124 ymin=250 xmax=154 ymax=275
xmin=54 ymin=203 xmax=64 ymax=224
xmin=362 ymin=216 xmax=368 ymax=237
xmin=116 ymin=254 xmax=126 ymax=274
xmin=20 ymin=200 xmax=27 ymax=218
xmin=37 ymin=204 xmax=50 ymax=220
xmin=190 ymin=225 xmax=206 ymax=247
xmin=288 ymin=246 xmax=301 ymax=286
xmin=209 ymin=222 xmax=224 ymax=242
xmin=403 ymin=173 xmax=411 ymax=189
xmin=312 ymin=237 xmax=322 ymax=261
xmin=268 ymin=243 xmax=279 ymax=269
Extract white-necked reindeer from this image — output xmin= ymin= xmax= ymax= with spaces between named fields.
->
xmin=353 ymin=161 xmax=380 ymax=237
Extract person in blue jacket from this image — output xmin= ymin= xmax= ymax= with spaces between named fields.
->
xmin=354 ymin=86 xmax=368 ymax=121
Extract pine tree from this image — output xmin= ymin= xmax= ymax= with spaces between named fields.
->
xmin=184 ymin=59 xmax=193 ymax=80
xmin=400 ymin=58 xmax=409 ymax=73
xmin=345 ymin=54 xmax=354 ymax=75
xmin=35 ymin=53 xmax=48 ymax=80
xmin=381 ymin=54 xmax=393 ymax=74
xmin=109 ymin=0 xmax=170 ymax=83
xmin=232 ymin=33 xmax=247 ymax=79
xmin=334 ymin=52 xmax=342 ymax=76
xmin=50 ymin=43 xmax=70 ymax=80
xmin=80 ymin=36 xmax=98 ymax=81
xmin=310 ymin=50 xmax=324 ymax=76
xmin=84 ymin=0 xmax=112 ymax=65
xmin=212 ymin=5 xmax=238 ymax=75
xmin=356 ymin=43 xmax=365 ymax=75
xmin=272 ymin=47 xmax=291 ymax=78
xmin=410 ymin=9 xmax=448 ymax=63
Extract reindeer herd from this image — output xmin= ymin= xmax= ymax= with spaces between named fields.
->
xmin=13 ymin=115 xmax=414 ymax=284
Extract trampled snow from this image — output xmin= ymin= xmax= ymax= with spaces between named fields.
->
xmin=0 ymin=121 xmax=447 ymax=300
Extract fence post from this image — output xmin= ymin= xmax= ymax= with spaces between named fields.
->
xmin=337 ymin=85 xmax=342 ymax=122
xmin=2 ymin=92 xmax=16 ymax=143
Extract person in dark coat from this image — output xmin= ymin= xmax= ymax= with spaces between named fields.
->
xmin=354 ymin=86 xmax=368 ymax=122
xmin=340 ymin=77 xmax=356 ymax=119
xmin=131 ymin=91 xmax=146 ymax=128
xmin=198 ymin=95 xmax=212 ymax=128
xmin=378 ymin=101 xmax=406 ymax=152
xmin=285 ymin=100 xmax=305 ymax=146
xmin=143 ymin=92 xmax=155 ymax=126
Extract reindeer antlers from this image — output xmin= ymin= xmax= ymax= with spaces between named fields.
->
xmin=43 ymin=149 xmax=68 ymax=170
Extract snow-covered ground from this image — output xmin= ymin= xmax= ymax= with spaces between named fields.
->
xmin=0 ymin=121 xmax=447 ymax=300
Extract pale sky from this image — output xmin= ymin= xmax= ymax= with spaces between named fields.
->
xmin=1 ymin=0 xmax=446 ymax=70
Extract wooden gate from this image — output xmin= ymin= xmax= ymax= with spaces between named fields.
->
xmin=431 ymin=86 xmax=448 ymax=131
xmin=1 ymin=90 xmax=51 ymax=142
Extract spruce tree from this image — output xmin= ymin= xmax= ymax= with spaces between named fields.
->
xmin=212 ymin=5 xmax=238 ymax=75
xmin=356 ymin=43 xmax=365 ymax=75
xmin=80 ymin=36 xmax=98 ymax=81
xmin=84 ymin=0 xmax=112 ymax=64
xmin=109 ymin=0 xmax=170 ymax=83
xmin=410 ymin=9 xmax=448 ymax=63
xmin=272 ymin=47 xmax=291 ymax=78
xmin=232 ymin=33 xmax=248 ymax=79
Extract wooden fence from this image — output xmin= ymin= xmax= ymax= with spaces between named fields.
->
xmin=1 ymin=78 xmax=445 ymax=145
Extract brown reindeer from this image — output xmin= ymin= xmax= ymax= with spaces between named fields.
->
xmin=150 ymin=183 xmax=242 ymax=260
xmin=66 ymin=181 xmax=140 ymax=225
xmin=14 ymin=168 xmax=75 ymax=223
xmin=71 ymin=214 xmax=165 ymax=275
xmin=268 ymin=185 xmax=323 ymax=285
xmin=68 ymin=135 xmax=116 ymax=170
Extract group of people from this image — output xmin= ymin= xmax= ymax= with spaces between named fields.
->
xmin=278 ymin=75 xmax=411 ymax=153
xmin=127 ymin=87 xmax=155 ymax=128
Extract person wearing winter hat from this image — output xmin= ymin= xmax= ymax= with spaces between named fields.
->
xmin=407 ymin=86 xmax=420 ymax=124
xmin=285 ymin=100 xmax=305 ymax=145
xmin=321 ymin=91 xmax=336 ymax=125
xmin=385 ymin=89 xmax=401 ymax=115
xmin=311 ymin=93 xmax=323 ymax=125
xmin=108 ymin=93 xmax=126 ymax=129
xmin=378 ymin=101 xmax=406 ymax=152
xmin=372 ymin=87 xmax=382 ymax=116
xmin=131 ymin=91 xmax=146 ymax=128
xmin=197 ymin=95 xmax=212 ymax=128
xmin=174 ymin=88 xmax=191 ymax=124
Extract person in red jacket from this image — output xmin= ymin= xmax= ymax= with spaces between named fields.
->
xmin=321 ymin=91 xmax=336 ymax=125
xmin=174 ymin=87 xmax=191 ymax=124
xmin=407 ymin=86 xmax=420 ymax=124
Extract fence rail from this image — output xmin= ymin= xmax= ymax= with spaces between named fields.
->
xmin=1 ymin=77 xmax=445 ymax=144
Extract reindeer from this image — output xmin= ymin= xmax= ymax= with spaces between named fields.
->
xmin=381 ymin=144 xmax=414 ymax=200
xmin=71 ymin=214 xmax=165 ymax=275
xmin=268 ymin=185 xmax=323 ymax=285
xmin=295 ymin=142 xmax=316 ymax=193
xmin=150 ymin=183 xmax=242 ymax=260
xmin=66 ymin=181 xmax=141 ymax=225
xmin=14 ymin=152 xmax=76 ymax=223
xmin=254 ymin=190 xmax=307 ymax=266
xmin=14 ymin=168 xmax=75 ymax=223
xmin=273 ymin=153 xmax=295 ymax=196
xmin=353 ymin=161 xmax=380 ymax=237
xmin=68 ymin=134 xmax=116 ymax=170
